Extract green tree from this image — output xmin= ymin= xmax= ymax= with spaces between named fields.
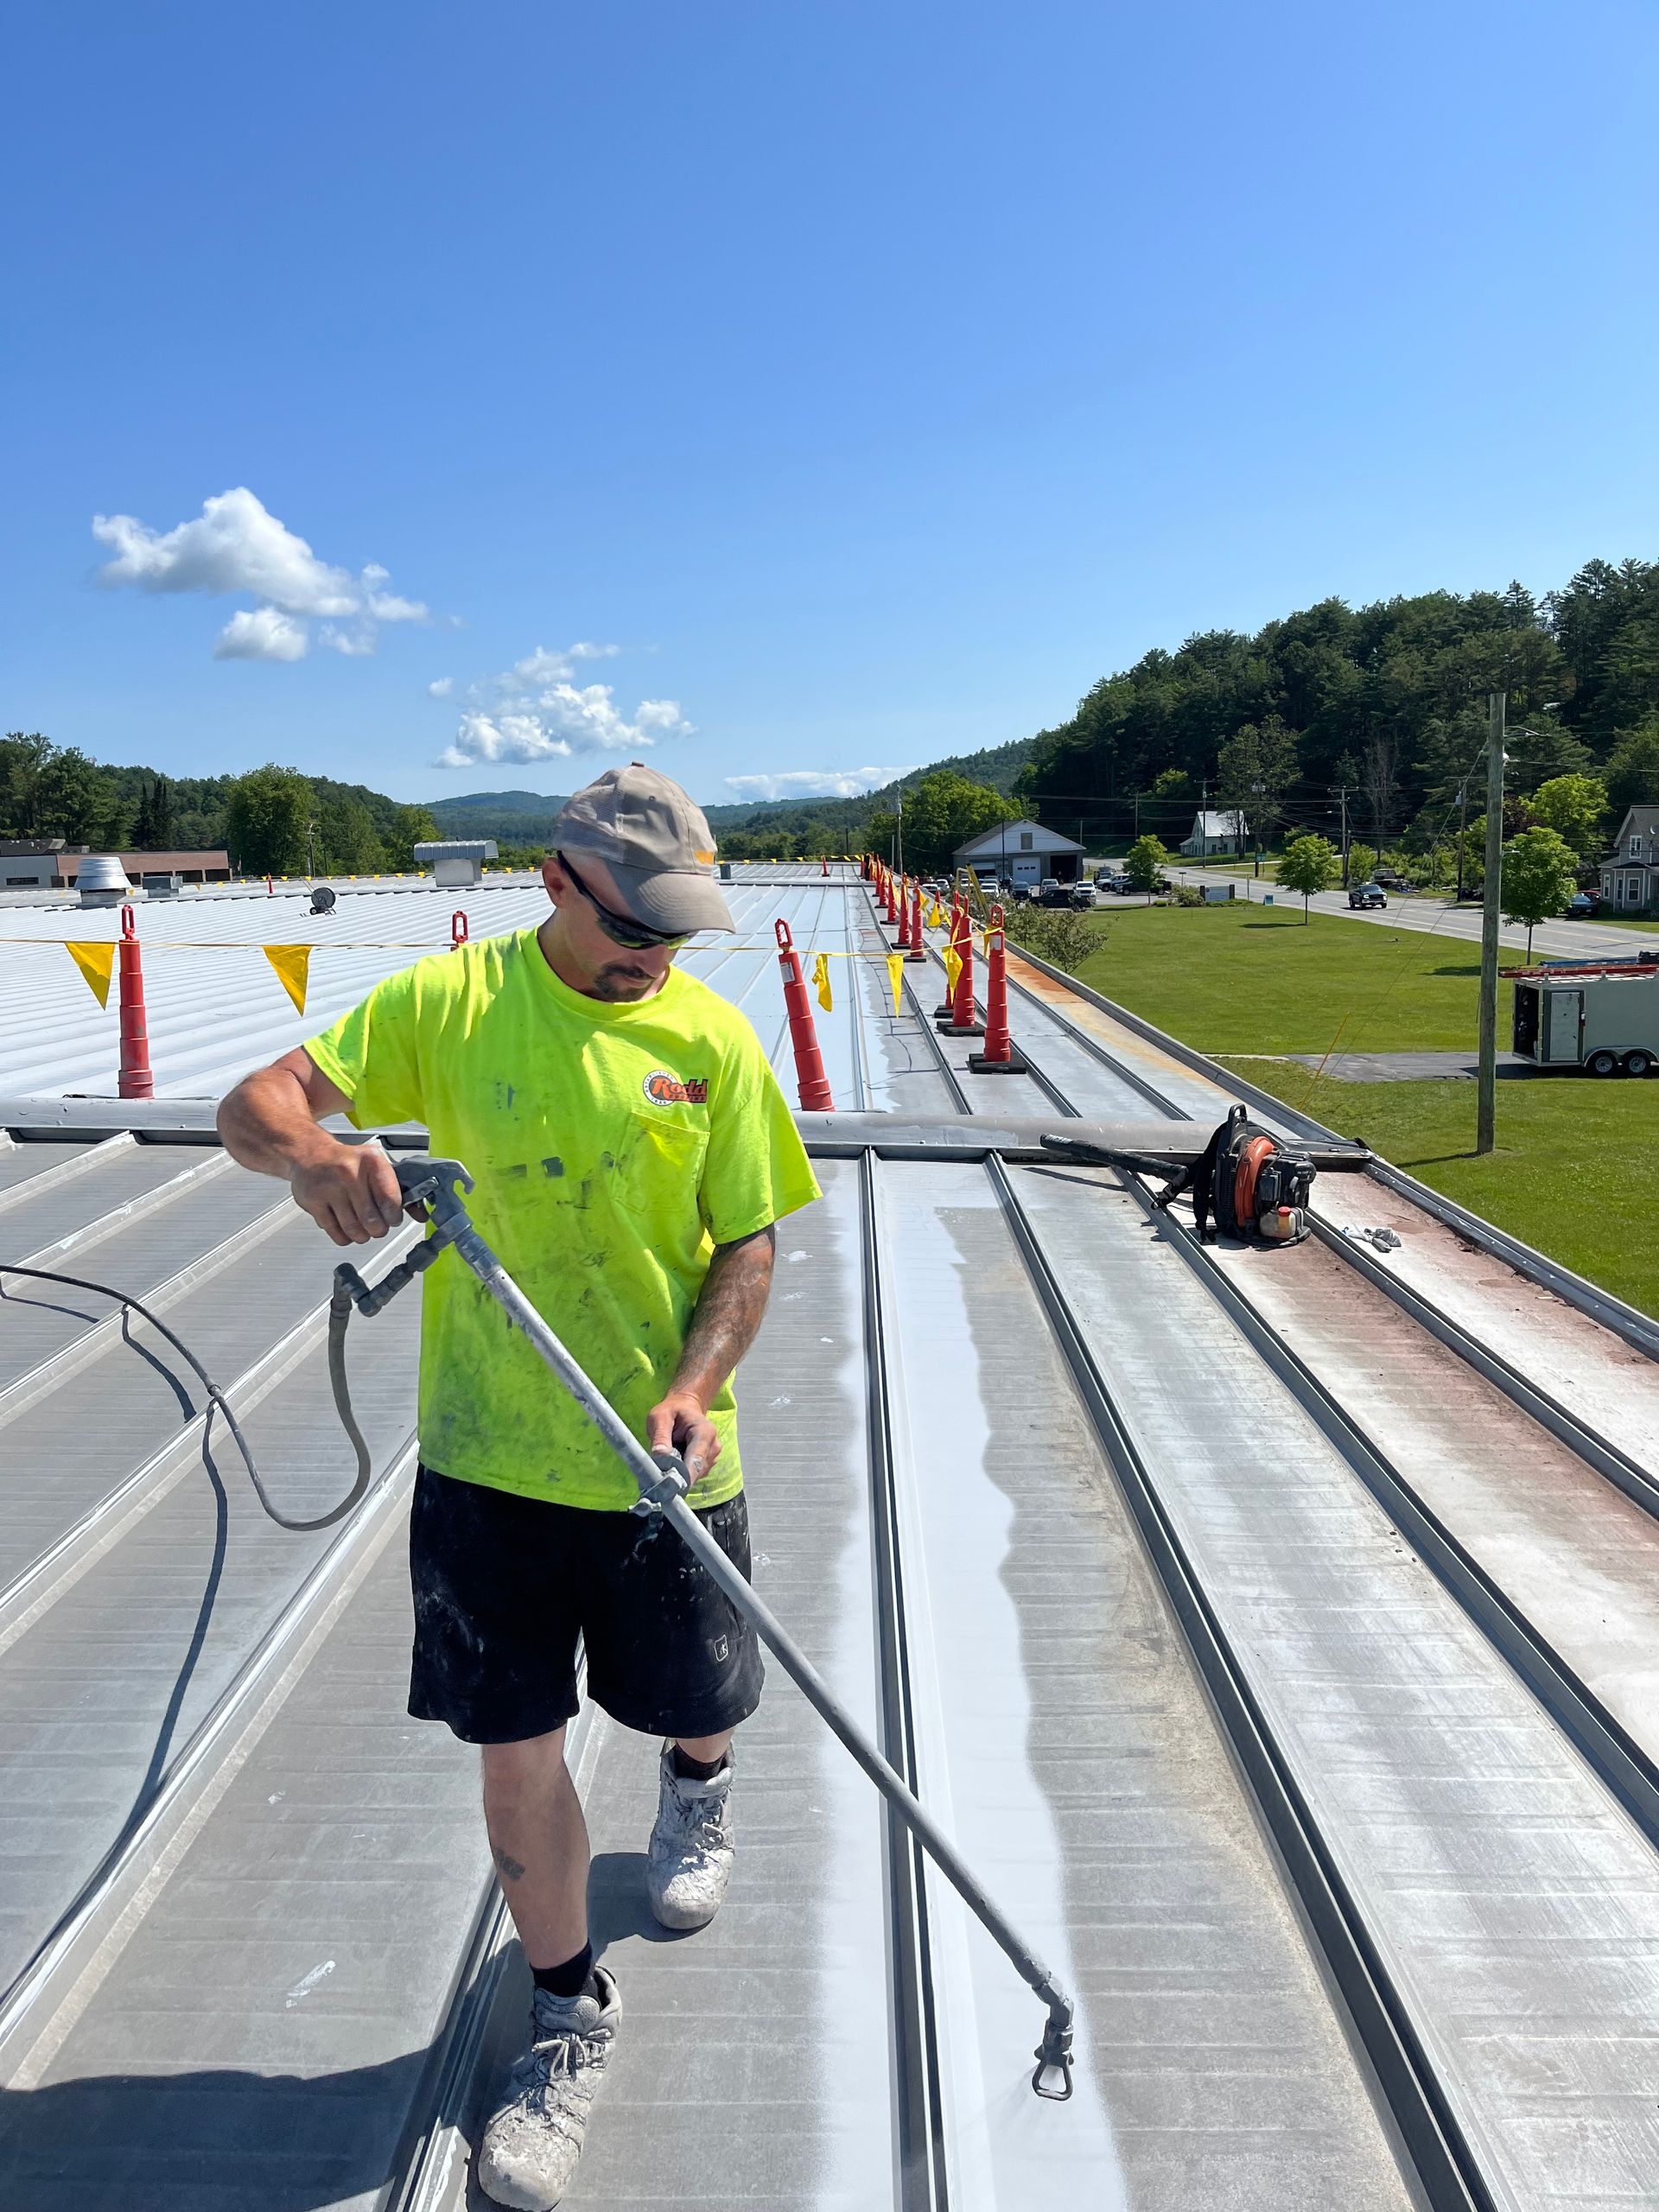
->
xmin=226 ymin=765 xmax=312 ymax=874
xmin=0 ymin=732 xmax=54 ymax=833
xmin=1501 ymin=826 xmax=1578 ymax=958
xmin=858 ymin=808 xmax=900 ymax=861
xmin=1528 ymin=773 xmax=1607 ymax=860
xmin=1603 ymin=718 xmax=1659 ymax=820
xmin=34 ymin=746 xmax=118 ymax=844
xmin=320 ymin=798 xmax=385 ymax=874
xmin=1345 ymin=841 xmax=1378 ymax=887
xmin=1217 ymin=716 xmax=1298 ymax=855
xmin=384 ymin=804 xmax=439 ymax=873
xmin=1278 ymin=833 xmax=1340 ymax=922
xmin=1123 ymin=833 xmax=1169 ymax=899
xmin=893 ymin=771 xmax=1014 ymax=874
xmin=137 ymin=775 xmax=174 ymax=849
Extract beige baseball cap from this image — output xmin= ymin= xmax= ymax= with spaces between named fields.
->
xmin=552 ymin=763 xmax=734 ymax=933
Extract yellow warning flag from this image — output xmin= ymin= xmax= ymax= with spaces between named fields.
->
xmin=65 ymin=941 xmax=116 ymax=1008
xmin=927 ymin=899 xmax=944 ymax=929
xmin=264 ymin=944 xmax=313 ymax=1014
xmin=886 ymin=952 xmax=904 ymax=1014
xmin=812 ymin=952 xmax=833 ymax=1011
xmin=943 ymin=944 xmax=963 ymax=999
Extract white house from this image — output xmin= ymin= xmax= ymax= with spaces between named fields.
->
xmin=1179 ymin=809 xmax=1247 ymax=858
xmin=1599 ymin=806 xmax=1659 ymax=916
xmin=952 ymin=820 xmax=1084 ymax=888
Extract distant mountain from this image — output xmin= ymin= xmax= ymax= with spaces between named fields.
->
xmin=423 ymin=737 xmax=1037 ymax=845
xmin=432 ymin=789 xmax=575 ymax=817
xmin=427 ymin=790 xmax=573 ymax=843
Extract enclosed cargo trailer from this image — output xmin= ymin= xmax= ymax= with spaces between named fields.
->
xmin=1510 ymin=958 xmax=1659 ymax=1075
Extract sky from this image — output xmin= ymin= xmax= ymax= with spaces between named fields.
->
xmin=3 ymin=0 xmax=1657 ymax=810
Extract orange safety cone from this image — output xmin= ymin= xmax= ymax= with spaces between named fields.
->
xmin=821 ymin=855 xmax=830 ymax=878
xmin=938 ymin=906 xmax=984 ymax=1036
xmin=969 ymin=906 xmax=1023 ymax=1071
xmin=775 ymin=918 xmax=835 ymax=1111
xmin=906 ymin=875 xmax=926 ymax=961
xmin=265 ymin=874 xmax=274 ymax=895
xmin=894 ymin=874 xmax=913 ymax=947
xmin=118 ymin=903 xmax=155 ymax=1100
xmin=935 ymin=899 xmax=966 ymax=1016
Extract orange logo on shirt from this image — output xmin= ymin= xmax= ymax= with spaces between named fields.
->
xmin=643 ymin=1069 xmax=709 ymax=1106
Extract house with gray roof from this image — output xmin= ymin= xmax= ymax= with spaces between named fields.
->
xmin=1599 ymin=805 xmax=1659 ymax=916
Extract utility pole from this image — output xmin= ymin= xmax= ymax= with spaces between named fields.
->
xmin=1455 ymin=777 xmax=1470 ymax=899
xmin=1476 ymin=693 xmax=1506 ymax=1156
xmin=1338 ymin=788 xmax=1351 ymax=887
xmin=306 ymin=817 xmax=317 ymax=879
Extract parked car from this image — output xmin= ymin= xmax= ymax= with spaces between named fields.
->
xmin=1566 ymin=892 xmax=1599 ymax=918
xmin=1038 ymin=878 xmax=1069 ymax=906
xmin=1069 ymin=880 xmax=1096 ymax=907
xmin=1349 ymin=883 xmax=1388 ymax=909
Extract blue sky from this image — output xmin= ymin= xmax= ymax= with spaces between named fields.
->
xmin=3 ymin=1 xmax=1656 ymax=809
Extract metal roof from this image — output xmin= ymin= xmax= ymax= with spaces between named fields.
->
xmin=0 ymin=865 xmax=1656 ymax=2209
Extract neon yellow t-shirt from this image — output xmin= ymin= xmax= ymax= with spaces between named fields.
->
xmin=306 ymin=927 xmax=822 ymax=1510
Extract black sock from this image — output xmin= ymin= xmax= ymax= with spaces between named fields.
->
xmin=672 ymin=1743 xmax=728 ymax=1782
xmin=531 ymin=1942 xmax=594 ymax=2000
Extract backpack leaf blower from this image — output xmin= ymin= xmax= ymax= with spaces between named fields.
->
xmin=1045 ymin=1104 xmax=1318 ymax=1245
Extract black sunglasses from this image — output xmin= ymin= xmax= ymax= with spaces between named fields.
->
xmin=556 ymin=851 xmax=690 ymax=950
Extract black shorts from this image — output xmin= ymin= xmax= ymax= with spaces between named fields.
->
xmin=407 ymin=1465 xmax=765 ymax=1745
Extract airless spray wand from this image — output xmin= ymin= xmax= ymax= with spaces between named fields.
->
xmin=336 ymin=1153 xmax=1077 ymax=2101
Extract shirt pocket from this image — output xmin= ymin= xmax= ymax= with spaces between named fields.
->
xmin=613 ymin=1109 xmax=711 ymax=1238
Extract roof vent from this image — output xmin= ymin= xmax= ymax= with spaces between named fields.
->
xmin=77 ymin=855 xmax=133 ymax=907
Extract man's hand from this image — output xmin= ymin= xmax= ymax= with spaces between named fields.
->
xmin=645 ymin=1391 xmax=721 ymax=1488
xmin=290 ymin=1140 xmax=407 ymax=1248
xmin=645 ymin=1226 xmax=775 ymax=1490
xmin=218 ymin=1050 xmax=406 ymax=1248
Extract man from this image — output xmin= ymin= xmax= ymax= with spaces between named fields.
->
xmin=218 ymin=765 xmax=821 ymax=2211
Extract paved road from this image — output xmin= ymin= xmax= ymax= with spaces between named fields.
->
xmin=1163 ymin=865 xmax=1656 ymax=966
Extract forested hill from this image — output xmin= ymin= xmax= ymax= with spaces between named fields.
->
xmin=1016 ymin=556 xmax=1659 ymax=849
xmin=11 ymin=554 xmax=1658 ymax=870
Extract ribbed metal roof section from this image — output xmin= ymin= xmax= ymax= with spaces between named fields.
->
xmin=1 ymin=873 xmax=1656 ymax=2211
xmin=0 ymin=867 xmax=874 ymax=1103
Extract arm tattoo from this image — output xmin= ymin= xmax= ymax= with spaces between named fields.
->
xmin=494 ymin=1847 xmax=527 ymax=1883
xmin=674 ymin=1227 xmax=775 ymax=1402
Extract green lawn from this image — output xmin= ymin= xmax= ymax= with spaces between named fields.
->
xmin=1071 ymin=899 xmax=1526 ymax=1056
xmin=1063 ymin=901 xmax=1659 ymax=1316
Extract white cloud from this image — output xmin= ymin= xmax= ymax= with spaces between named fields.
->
xmin=92 ymin=486 xmax=428 ymax=662
xmin=437 ymin=711 xmax=575 ymax=767
xmin=320 ymin=621 xmax=378 ymax=656
xmin=435 ymin=641 xmax=694 ymax=766
xmin=213 ymin=606 xmax=309 ymax=662
xmin=427 ymin=676 xmax=454 ymax=697
xmin=725 ymin=766 xmax=917 ymax=803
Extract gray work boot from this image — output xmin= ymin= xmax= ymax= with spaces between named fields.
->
xmin=646 ymin=1743 xmax=735 ymax=1930
xmin=476 ymin=1967 xmax=620 ymax=2210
